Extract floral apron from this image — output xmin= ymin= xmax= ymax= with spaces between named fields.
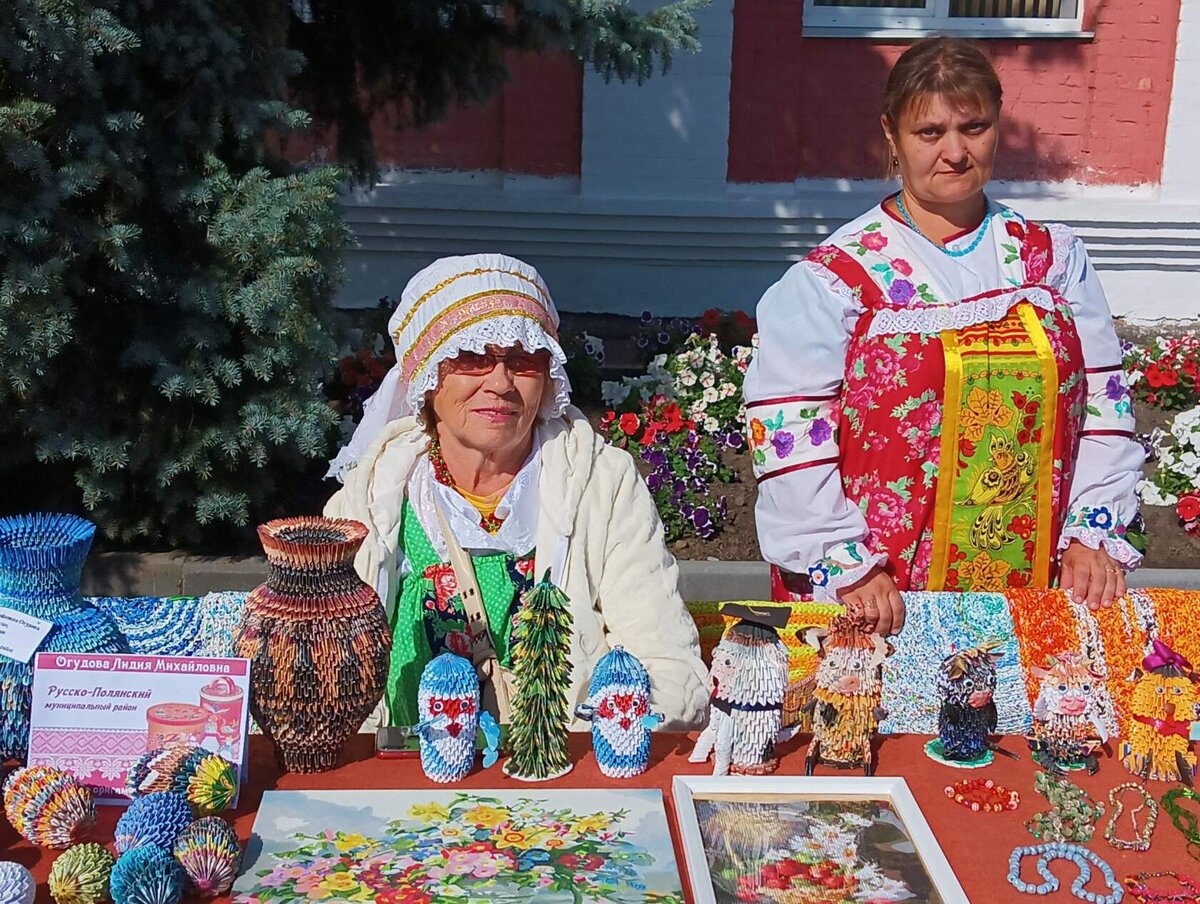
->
xmin=771 ymin=212 xmax=1089 ymax=599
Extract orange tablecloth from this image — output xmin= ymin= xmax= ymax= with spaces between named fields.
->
xmin=4 ymin=732 xmax=1194 ymax=903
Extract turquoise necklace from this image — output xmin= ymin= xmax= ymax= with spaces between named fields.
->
xmin=895 ymin=192 xmax=991 ymax=258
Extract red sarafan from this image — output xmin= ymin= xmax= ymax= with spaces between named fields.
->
xmin=234 ymin=517 xmax=392 ymax=773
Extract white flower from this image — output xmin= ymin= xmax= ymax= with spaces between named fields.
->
xmin=690 ymin=400 xmax=707 ymax=418
xmin=700 ymin=371 xmax=716 ymax=389
xmin=583 ymin=333 xmax=605 ymax=357
xmin=704 ymin=416 xmax=719 ymax=433
xmin=678 ymin=370 xmax=697 ymax=387
xmin=720 ymin=382 xmax=737 ymax=399
xmin=601 ymin=381 xmax=631 ymax=406
xmin=651 ymin=353 xmax=668 ymax=369
xmin=1137 ymin=479 xmax=1178 ymax=506
xmin=702 ymin=387 xmax=719 ymax=404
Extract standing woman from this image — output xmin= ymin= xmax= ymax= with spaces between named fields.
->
xmin=745 ymin=37 xmax=1143 ymax=634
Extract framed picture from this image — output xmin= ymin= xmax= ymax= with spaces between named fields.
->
xmin=233 ymin=788 xmax=683 ymax=903
xmin=672 ymin=775 xmax=968 ymax=904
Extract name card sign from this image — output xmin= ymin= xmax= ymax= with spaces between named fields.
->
xmin=0 ymin=606 xmax=53 ymax=664
xmin=28 ymin=652 xmax=251 ymax=804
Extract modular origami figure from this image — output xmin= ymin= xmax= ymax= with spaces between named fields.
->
xmin=414 ymin=653 xmax=499 ymax=783
xmin=803 ymin=614 xmax=890 ymax=776
xmin=576 ymin=645 xmax=663 ymax=778
xmin=930 ymin=642 xmax=1006 ymax=765
xmin=1028 ymin=651 xmax=1108 ymax=774
xmin=1121 ymin=638 xmax=1200 ymax=785
xmin=689 ymin=603 xmax=795 ymax=776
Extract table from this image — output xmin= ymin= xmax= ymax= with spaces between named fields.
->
xmin=4 ymin=732 xmax=1194 ymax=903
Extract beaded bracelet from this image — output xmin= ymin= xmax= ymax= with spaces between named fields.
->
xmin=1162 ymin=788 xmax=1200 ymax=862
xmin=1106 ymin=783 xmax=1158 ymax=852
xmin=1124 ymin=871 xmax=1200 ymax=903
xmin=1026 ymin=771 xmax=1105 ymax=843
xmin=944 ymin=778 xmax=1020 ymax=813
xmin=1008 ymin=843 xmax=1124 ymax=903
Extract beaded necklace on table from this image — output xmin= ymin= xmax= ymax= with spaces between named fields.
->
xmin=1125 ymin=871 xmax=1200 ymax=903
xmin=1162 ymin=787 xmax=1200 ymax=862
xmin=895 ymin=192 xmax=992 ymax=258
xmin=1008 ymin=843 xmax=1123 ymax=904
xmin=1105 ymin=783 xmax=1158 ymax=853
xmin=428 ymin=437 xmax=507 ymax=535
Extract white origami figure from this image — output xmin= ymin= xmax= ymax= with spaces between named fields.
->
xmin=413 ymin=653 xmax=498 ymax=783
xmin=576 ymin=645 xmax=663 ymax=778
xmin=689 ymin=619 xmax=793 ymax=775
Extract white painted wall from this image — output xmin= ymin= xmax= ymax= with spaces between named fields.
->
xmin=580 ymin=0 xmax=733 ymax=198
xmin=1162 ymin=0 xmax=1200 ymax=202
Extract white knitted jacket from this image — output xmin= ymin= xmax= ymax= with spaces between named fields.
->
xmin=325 ymin=406 xmax=710 ymax=731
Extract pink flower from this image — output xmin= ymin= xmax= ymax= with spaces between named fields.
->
xmin=891 ymin=258 xmax=913 ymax=276
xmin=860 ymin=230 xmax=888 ymax=251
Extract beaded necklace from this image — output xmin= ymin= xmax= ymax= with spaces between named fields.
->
xmin=1124 ymin=871 xmax=1200 ymax=904
xmin=895 ymin=192 xmax=992 ymax=258
xmin=428 ymin=438 xmax=507 ymax=534
xmin=1162 ymin=787 xmax=1200 ymax=862
xmin=944 ymin=777 xmax=1019 ymax=813
xmin=1106 ymin=783 xmax=1158 ymax=852
xmin=1008 ymin=843 xmax=1123 ymax=903
xmin=1026 ymin=771 xmax=1105 ymax=843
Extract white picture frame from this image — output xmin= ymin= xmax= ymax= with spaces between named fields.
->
xmin=672 ymin=774 xmax=969 ymax=904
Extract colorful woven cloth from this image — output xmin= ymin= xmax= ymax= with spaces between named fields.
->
xmin=89 ymin=597 xmax=204 ymax=657
xmin=879 ymin=591 xmax=1030 ymax=735
xmin=196 ymin=592 xmax=247 ymax=658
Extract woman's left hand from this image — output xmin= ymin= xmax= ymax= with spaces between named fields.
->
xmin=1060 ymin=540 xmax=1126 ymax=610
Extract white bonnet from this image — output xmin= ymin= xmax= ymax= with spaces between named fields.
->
xmin=327 ymin=253 xmax=571 ymax=481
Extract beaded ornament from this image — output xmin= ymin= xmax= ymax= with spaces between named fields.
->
xmin=689 ymin=605 xmax=793 ymax=776
xmin=1105 ymin=783 xmax=1158 ymax=853
xmin=88 ymin=596 xmax=204 ymax=657
xmin=927 ymin=641 xmax=1006 ymax=767
xmin=1026 ymin=771 xmax=1105 ymax=843
xmin=1028 ymin=651 xmax=1108 ymax=774
xmin=882 ymin=591 xmax=1031 ymax=736
xmin=173 ymin=817 xmax=241 ymax=898
xmin=1120 ymin=639 xmax=1200 ymax=785
xmin=125 ymin=744 xmax=237 ymax=816
xmin=576 ymin=645 xmax=663 ymax=778
xmin=2 ymin=765 xmax=96 ymax=848
xmin=114 ymin=792 xmax=193 ymax=854
xmin=1161 ymin=787 xmax=1200 ymax=862
xmin=48 ymin=842 xmax=116 ymax=904
xmin=414 ymin=653 xmax=484 ymax=783
xmin=0 ymin=861 xmax=36 ymax=904
xmin=110 ymin=846 xmax=186 ymax=904
xmin=802 ymin=614 xmax=890 ymax=776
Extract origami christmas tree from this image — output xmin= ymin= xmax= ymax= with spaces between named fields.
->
xmin=504 ymin=570 xmax=573 ymax=781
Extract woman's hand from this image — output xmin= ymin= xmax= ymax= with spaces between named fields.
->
xmin=837 ymin=565 xmax=905 ymax=636
xmin=1060 ymin=540 xmax=1126 ymax=610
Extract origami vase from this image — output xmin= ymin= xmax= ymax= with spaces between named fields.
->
xmin=234 ymin=517 xmax=391 ymax=773
xmin=0 ymin=513 xmax=129 ymax=761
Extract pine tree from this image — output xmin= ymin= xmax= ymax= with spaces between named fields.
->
xmin=0 ymin=0 xmax=350 ymax=545
xmin=287 ymin=0 xmax=708 ymax=180
xmin=505 ymin=569 xmax=574 ymax=780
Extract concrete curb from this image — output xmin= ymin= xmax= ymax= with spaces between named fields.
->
xmin=80 ymin=553 xmax=1200 ymax=600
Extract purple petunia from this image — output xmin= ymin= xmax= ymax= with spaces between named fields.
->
xmin=888 ymin=279 xmax=916 ymax=305
xmin=647 ymin=471 xmax=663 ymax=492
xmin=1105 ymin=374 xmax=1130 ymax=401
xmin=771 ymin=431 xmax=795 ymax=459
xmin=809 ymin=418 xmax=832 ymax=446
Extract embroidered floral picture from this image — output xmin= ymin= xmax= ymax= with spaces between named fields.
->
xmin=688 ymin=796 xmax=942 ymax=904
xmin=232 ymin=789 xmax=683 ymax=903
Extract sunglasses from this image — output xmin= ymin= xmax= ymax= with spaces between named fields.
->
xmin=445 ymin=348 xmax=551 ymax=376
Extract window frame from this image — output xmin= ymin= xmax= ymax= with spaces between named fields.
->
xmin=802 ymin=0 xmax=1090 ymax=38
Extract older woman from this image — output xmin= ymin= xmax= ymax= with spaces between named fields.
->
xmin=325 ymin=253 xmax=708 ymax=730
xmin=745 ymin=37 xmax=1143 ymax=635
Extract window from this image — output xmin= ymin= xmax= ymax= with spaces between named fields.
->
xmin=803 ymin=0 xmax=1087 ymax=37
